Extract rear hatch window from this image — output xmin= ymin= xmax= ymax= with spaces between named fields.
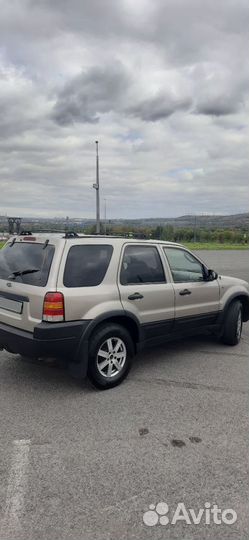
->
xmin=0 ymin=242 xmax=55 ymax=286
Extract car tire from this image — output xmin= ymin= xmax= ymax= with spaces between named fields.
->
xmin=220 ymin=300 xmax=243 ymax=346
xmin=88 ymin=323 xmax=134 ymax=389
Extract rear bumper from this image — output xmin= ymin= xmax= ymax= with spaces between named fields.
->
xmin=0 ymin=320 xmax=90 ymax=359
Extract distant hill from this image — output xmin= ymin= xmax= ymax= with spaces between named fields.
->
xmin=0 ymin=212 xmax=248 ymax=230
xmin=127 ymin=213 xmax=249 ymax=229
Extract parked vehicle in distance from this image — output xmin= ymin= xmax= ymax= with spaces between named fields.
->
xmin=0 ymin=232 xmax=248 ymax=389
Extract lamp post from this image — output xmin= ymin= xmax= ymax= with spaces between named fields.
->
xmin=104 ymin=198 xmax=107 ymax=235
xmin=194 ymin=214 xmax=197 ymax=243
xmin=93 ymin=140 xmax=100 ymax=234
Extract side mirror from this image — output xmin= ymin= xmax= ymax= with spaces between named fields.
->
xmin=204 ymin=268 xmax=218 ymax=281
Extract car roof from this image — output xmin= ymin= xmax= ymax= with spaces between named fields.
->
xmin=66 ymin=236 xmax=183 ymax=247
xmin=6 ymin=233 xmax=184 ymax=249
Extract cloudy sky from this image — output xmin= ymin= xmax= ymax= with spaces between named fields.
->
xmin=0 ymin=0 xmax=248 ymax=219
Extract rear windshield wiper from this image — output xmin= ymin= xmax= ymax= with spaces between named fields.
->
xmin=8 ymin=268 xmax=40 ymax=279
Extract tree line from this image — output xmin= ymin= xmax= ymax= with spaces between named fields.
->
xmin=84 ymin=223 xmax=247 ymax=244
xmin=1 ymin=219 xmax=247 ymax=244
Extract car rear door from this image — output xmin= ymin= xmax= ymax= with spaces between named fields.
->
xmin=56 ymin=239 xmax=122 ymax=321
xmin=163 ymin=246 xmax=220 ymax=330
xmin=118 ymin=243 xmax=175 ymax=339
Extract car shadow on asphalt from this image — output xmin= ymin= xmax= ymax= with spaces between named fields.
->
xmin=9 ymin=353 xmax=93 ymax=394
xmin=133 ymin=332 xmax=217 ymax=367
xmin=14 ymin=333 xmax=214 ymax=388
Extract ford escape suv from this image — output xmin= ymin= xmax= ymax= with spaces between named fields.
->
xmin=0 ymin=233 xmax=248 ymax=389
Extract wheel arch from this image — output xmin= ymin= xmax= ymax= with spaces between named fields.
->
xmin=83 ymin=311 xmax=141 ymax=345
xmin=222 ymin=293 xmax=249 ymax=323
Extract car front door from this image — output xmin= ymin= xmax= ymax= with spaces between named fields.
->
xmin=163 ymin=247 xmax=220 ymax=330
xmin=118 ymin=243 xmax=175 ymax=340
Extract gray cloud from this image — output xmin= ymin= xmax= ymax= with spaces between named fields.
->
xmin=52 ymin=63 xmax=130 ymax=125
xmin=128 ymin=94 xmax=192 ymax=122
xmin=52 ymin=63 xmax=192 ymax=125
xmin=192 ymin=62 xmax=249 ymax=117
xmin=197 ymin=102 xmax=238 ymax=117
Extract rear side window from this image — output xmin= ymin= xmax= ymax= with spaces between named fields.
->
xmin=63 ymin=244 xmax=113 ymax=287
xmin=120 ymin=245 xmax=165 ymax=285
xmin=0 ymin=242 xmax=54 ymax=286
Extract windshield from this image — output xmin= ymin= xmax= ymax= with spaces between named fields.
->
xmin=0 ymin=242 xmax=55 ymax=286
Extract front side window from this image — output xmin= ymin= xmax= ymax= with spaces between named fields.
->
xmin=63 ymin=244 xmax=113 ymax=287
xmin=164 ymin=248 xmax=204 ymax=283
xmin=120 ymin=245 xmax=165 ymax=285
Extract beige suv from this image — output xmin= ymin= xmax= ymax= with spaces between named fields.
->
xmin=0 ymin=232 xmax=248 ymax=389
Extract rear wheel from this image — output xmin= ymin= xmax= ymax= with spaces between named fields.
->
xmin=88 ymin=323 xmax=134 ymax=389
xmin=221 ymin=300 xmax=243 ymax=346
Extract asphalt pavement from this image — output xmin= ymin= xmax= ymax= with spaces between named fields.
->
xmin=0 ymin=250 xmax=248 ymax=540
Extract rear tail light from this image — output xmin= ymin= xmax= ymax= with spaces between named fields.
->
xmin=43 ymin=292 xmax=65 ymax=322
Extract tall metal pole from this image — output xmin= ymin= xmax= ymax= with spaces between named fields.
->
xmin=104 ymin=198 xmax=107 ymax=235
xmin=194 ymin=214 xmax=197 ymax=243
xmin=93 ymin=140 xmax=100 ymax=234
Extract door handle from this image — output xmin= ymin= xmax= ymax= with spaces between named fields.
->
xmin=128 ymin=292 xmax=144 ymax=300
xmin=179 ymin=289 xmax=192 ymax=296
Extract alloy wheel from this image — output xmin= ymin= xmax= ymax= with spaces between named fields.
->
xmin=96 ymin=337 xmax=127 ymax=378
xmin=236 ymin=309 xmax=242 ymax=340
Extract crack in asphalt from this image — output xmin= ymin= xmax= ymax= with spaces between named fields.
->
xmin=132 ymin=377 xmax=249 ymax=395
xmin=198 ymin=350 xmax=248 ymax=357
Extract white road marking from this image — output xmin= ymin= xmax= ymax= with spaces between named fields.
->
xmin=0 ymin=439 xmax=30 ymax=538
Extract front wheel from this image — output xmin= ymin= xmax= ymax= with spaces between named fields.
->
xmin=88 ymin=323 xmax=134 ymax=389
xmin=220 ymin=300 xmax=243 ymax=346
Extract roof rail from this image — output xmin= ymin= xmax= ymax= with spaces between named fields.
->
xmin=63 ymin=231 xmax=79 ymax=238
xmin=19 ymin=229 xmax=76 ymax=235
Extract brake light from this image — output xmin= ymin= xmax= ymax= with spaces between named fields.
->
xmin=43 ymin=292 xmax=65 ymax=322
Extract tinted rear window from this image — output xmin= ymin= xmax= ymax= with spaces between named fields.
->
xmin=63 ymin=244 xmax=113 ymax=287
xmin=0 ymin=242 xmax=55 ymax=286
xmin=120 ymin=245 xmax=166 ymax=284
